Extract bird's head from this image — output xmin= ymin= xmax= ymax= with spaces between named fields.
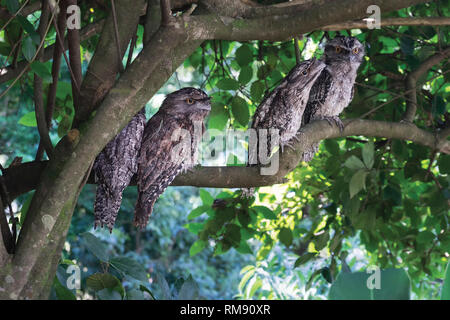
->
xmin=288 ymin=58 xmax=326 ymax=89
xmin=160 ymin=87 xmax=211 ymax=117
xmin=324 ymin=36 xmax=365 ymax=65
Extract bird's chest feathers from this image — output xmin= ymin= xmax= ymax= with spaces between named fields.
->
xmin=325 ymin=65 xmax=357 ymax=115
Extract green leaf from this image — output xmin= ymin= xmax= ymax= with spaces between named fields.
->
xmin=329 ymin=268 xmax=410 ymax=300
xmin=324 ymin=140 xmax=340 ymax=155
xmin=279 ymin=228 xmax=293 ymax=247
xmin=362 ymin=141 xmax=374 ymax=169
xmin=30 ymin=61 xmax=52 ymax=83
xmin=235 ymin=44 xmax=253 ymax=66
xmin=19 ymin=191 xmax=34 ymax=225
xmin=400 ymin=36 xmax=414 ymax=55
xmin=189 ymin=240 xmax=206 ymax=256
xmin=97 ymin=288 xmax=123 ymax=300
xmin=199 ymin=189 xmax=214 ymax=206
xmin=442 ymin=261 xmax=450 ymax=300
xmin=57 ymin=115 xmax=72 ymax=138
xmin=184 ymin=222 xmax=204 ymax=234
xmin=231 ymin=96 xmax=249 ymax=126
xmin=416 ymin=230 xmax=435 ymax=244
xmin=81 ymin=232 xmax=110 ymax=262
xmin=6 ymin=0 xmax=20 ymax=13
xmin=248 ymin=277 xmax=262 ymax=297
xmin=53 ymin=277 xmax=76 ymax=300
xmin=126 ymin=289 xmax=145 ymax=300
xmin=236 ymin=240 xmax=253 ymax=254
xmin=344 ymin=156 xmax=365 ymax=170
xmin=153 ymin=272 xmax=172 ymax=300
xmin=252 ymin=206 xmax=277 ymax=220
xmin=109 ymin=256 xmax=148 ymax=282
xmin=437 ymin=155 xmax=450 ymax=175
xmin=250 ymin=81 xmax=265 ymax=102
xmin=224 ymin=223 xmax=241 ymax=246
xmin=16 ymin=16 xmax=38 ymax=38
xmin=349 ymin=169 xmax=368 ymax=198
xmin=18 ymin=112 xmax=37 ymax=127
xmin=22 ymin=36 xmax=36 ymax=61
xmin=56 ymin=82 xmax=73 ymax=99
xmin=177 ymin=275 xmax=199 ymax=300
xmin=294 ymin=253 xmax=316 ymax=268
xmin=216 ymin=78 xmax=239 ymax=91
xmin=187 ymin=205 xmax=209 ymax=220
xmin=238 ymin=66 xmax=253 ymax=85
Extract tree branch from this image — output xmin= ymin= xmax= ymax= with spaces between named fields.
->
xmin=4 ymin=118 xmax=450 ymax=198
xmin=322 ymin=17 xmax=450 ymax=31
xmin=185 ymin=0 xmax=431 ymax=41
xmin=66 ymin=0 xmax=83 ymax=110
xmin=73 ymin=0 xmax=146 ymax=127
xmin=33 ymin=1 xmax=54 ymax=160
xmin=403 ymin=47 xmax=450 ymax=122
xmin=160 ymin=0 xmax=172 ymax=26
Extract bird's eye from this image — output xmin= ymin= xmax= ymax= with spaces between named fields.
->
xmin=186 ymin=98 xmax=194 ymax=104
xmin=335 ymin=46 xmax=342 ymax=53
xmin=302 ymin=70 xmax=308 ymax=76
xmin=353 ymin=47 xmax=359 ymax=54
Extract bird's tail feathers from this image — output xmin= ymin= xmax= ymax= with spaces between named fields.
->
xmin=94 ymin=185 xmax=122 ymax=232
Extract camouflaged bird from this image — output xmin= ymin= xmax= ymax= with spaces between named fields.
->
xmin=134 ymin=88 xmax=211 ymax=229
xmin=249 ymin=58 xmax=326 ymax=165
xmin=301 ymin=36 xmax=365 ymax=161
xmin=93 ymin=108 xmax=146 ymax=231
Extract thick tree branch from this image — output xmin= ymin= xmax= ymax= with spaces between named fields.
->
xmin=185 ymin=0 xmax=430 ymax=41
xmin=73 ymin=0 xmax=146 ymax=127
xmin=35 ymin=1 xmax=68 ymax=161
xmin=322 ymin=17 xmax=450 ymax=31
xmin=403 ymin=47 xmax=450 ymax=122
xmin=4 ymin=118 xmax=450 ymax=197
xmin=66 ymin=0 xmax=83 ymax=111
xmin=33 ymin=1 xmax=54 ymax=160
xmin=160 ymin=0 xmax=172 ymax=26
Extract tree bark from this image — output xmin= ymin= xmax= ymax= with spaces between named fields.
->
xmin=0 ymin=0 xmax=440 ymax=299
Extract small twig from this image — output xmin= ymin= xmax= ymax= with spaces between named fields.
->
xmin=403 ymin=47 xmax=450 ymax=122
xmin=294 ymin=37 xmax=302 ymax=64
xmin=34 ymin=0 xmax=55 ymax=160
xmin=126 ymin=25 xmax=139 ymax=68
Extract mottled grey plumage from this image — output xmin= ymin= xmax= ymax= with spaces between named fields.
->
xmin=134 ymin=88 xmax=211 ymax=229
xmin=302 ymin=36 xmax=365 ymax=161
xmin=249 ymin=58 xmax=326 ymax=164
xmin=93 ymin=109 xmax=146 ymax=231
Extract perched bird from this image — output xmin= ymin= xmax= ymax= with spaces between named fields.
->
xmin=134 ymin=88 xmax=211 ymax=229
xmin=249 ymin=58 xmax=326 ymax=164
xmin=301 ymin=36 xmax=365 ymax=161
xmin=93 ymin=109 xmax=146 ymax=231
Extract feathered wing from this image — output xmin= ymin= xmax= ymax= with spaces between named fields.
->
xmin=301 ymin=69 xmax=332 ymax=162
xmin=93 ymin=109 xmax=146 ymax=231
xmin=133 ymin=114 xmax=187 ymax=229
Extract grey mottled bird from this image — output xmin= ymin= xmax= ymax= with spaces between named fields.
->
xmin=301 ymin=36 xmax=365 ymax=161
xmin=93 ymin=108 xmax=146 ymax=231
xmin=134 ymin=88 xmax=211 ymax=229
xmin=249 ymin=58 xmax=326 ymax=164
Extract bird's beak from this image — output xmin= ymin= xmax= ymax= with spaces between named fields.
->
xmin=196 ymin=97 xmax=211 ymax=111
